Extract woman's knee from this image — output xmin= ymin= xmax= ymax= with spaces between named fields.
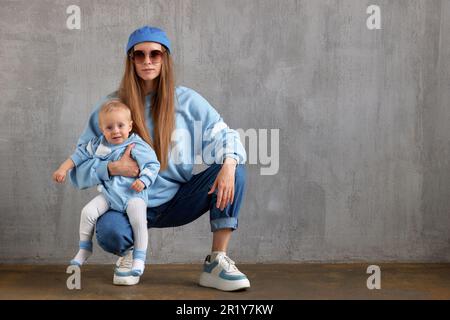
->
xmin=95 ymin=211 xmax=133 ymax=256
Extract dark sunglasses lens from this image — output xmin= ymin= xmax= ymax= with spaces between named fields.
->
xmin=150 ymin=50 xmax=163 ymax=61
xmin=133 ymin=50 xmax=146 ymax=63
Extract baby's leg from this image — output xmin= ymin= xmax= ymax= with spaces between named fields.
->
xmin=126 ymin=198 xmax=148 ymax=275
xmin=71 ymin=194 xmax=109 ymax=266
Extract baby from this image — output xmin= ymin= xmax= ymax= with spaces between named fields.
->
xmin=53 ymin=99 xmax=160 ymax=276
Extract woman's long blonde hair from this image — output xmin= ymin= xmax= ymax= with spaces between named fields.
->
xmin=117 ymin=46 xmax=175 ymax=170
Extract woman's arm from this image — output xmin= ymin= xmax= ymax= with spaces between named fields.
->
xmin=189 ymin=89 xmax=246 ymax=210
xmin=130 ymin=141 xmax=161 ymax=187
xmin=208 ymin=157 xmax=238 ymax=210
xmin=70 ymin=143 xmax=139 ymax=189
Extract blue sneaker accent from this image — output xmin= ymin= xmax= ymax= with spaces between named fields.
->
xmin=219 ymin=269 xmax=247 ymax=281
xmin=131 ymin=269 xmax=143 ymax=276
xmin=114 ymin=269 xmax=135 ymax=277
xmin=114 ymin=268 xmax=142 ymax=277
xmin=203 ymin=260 xmax=219 ymax=273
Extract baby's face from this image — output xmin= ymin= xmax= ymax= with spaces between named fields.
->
xmin=100 ymin=109 xmax=133 ymax=145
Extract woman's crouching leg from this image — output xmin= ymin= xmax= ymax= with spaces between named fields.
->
xmin=95 ymin=210 xmax=134 ymax=256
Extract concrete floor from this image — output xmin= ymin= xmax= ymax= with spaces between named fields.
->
xmin=0 ymin=263 xmax=449 ymax=299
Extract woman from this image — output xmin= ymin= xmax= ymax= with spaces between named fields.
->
xmin=70 ymin=26 xmax=249 ymax=291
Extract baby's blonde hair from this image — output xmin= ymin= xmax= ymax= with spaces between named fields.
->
xmin=98 ymin=99 xmax=132 ymax=127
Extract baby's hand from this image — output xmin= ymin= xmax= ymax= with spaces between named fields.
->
xmin=130 ymin=179 xmax=145 ymax=192
xmin=52 ymin=169 xmax=67 ymax=183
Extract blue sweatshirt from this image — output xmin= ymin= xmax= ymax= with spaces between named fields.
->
xmin=70 ymin=133 xmax=160 ymax=211
xmin=69 ymin=86 xmax=247 ymax=208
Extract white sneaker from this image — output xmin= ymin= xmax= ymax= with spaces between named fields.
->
xmin=113 ymin=249 xmax=140 ymax=286
xmin=199 ymin=253 xmax=250 ymax=291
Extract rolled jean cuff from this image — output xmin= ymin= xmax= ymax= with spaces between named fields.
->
xmin=210 ymin=217 xmax=238 ymax=232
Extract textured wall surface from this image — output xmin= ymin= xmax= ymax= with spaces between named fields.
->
xmin=1 ymin=0 xmax=450 ymax=264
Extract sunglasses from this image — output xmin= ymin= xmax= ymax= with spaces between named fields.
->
xmin=129 ymin=49 xmax=164 ymax=64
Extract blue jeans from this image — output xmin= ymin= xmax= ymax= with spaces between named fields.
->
xmin=95 ymin=164 xmax=247 ymax=256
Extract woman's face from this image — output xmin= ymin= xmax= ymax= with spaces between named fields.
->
xmin=132 ymin=42 xmax=164 ymax=82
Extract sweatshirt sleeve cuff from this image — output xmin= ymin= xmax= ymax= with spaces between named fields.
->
xmin=96 ymin=160 xmax=110 ymax=181
xmin=139 ymin=176 xmax=151 ymax=188
xmin=70 ymin=153 xmax=83 ymax=167
xmin=223 ymin=154 xmax=240 ymax=165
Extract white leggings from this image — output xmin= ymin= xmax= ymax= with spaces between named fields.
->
xmin=79 ymin=194 xmax=148 ymax=252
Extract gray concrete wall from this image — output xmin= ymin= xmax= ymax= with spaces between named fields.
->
xmin=1 ymin=0 xmax=450 ymax=264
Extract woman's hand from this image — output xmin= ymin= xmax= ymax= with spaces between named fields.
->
xmin=108 ymin=144 xmax=139 ymax=177
xmin=208 ymin=158 xmax=237 ymax=211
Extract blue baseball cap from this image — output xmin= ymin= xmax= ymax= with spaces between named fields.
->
xmin=126 ymin=26 xmax=171 ymax=54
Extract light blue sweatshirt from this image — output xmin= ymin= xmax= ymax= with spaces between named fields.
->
xmin=69 ymin=133 xmax=160 ymax=211
xmin=69 ymin=86 xmax=247 ymax=208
